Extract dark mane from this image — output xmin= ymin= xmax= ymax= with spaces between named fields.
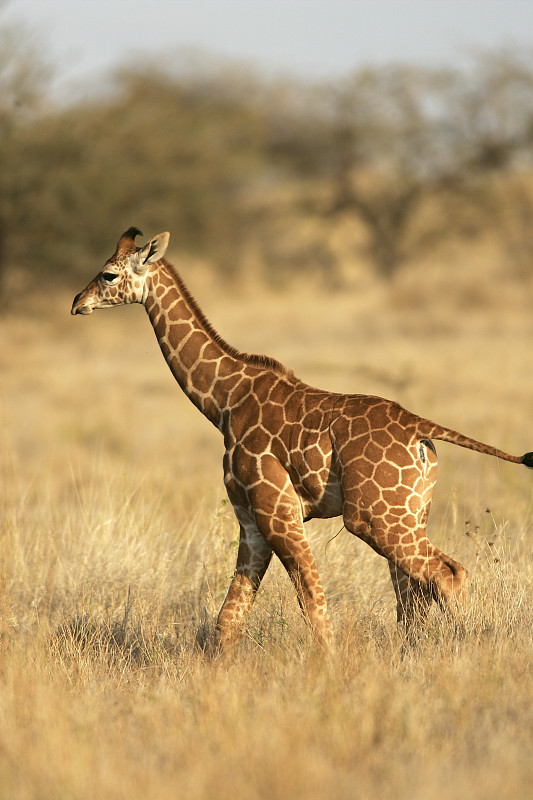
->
xmin=161 ymin=259 xmax=290 ymax=376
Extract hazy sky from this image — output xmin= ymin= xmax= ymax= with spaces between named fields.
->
xmin=6 ymin=0 xmax=533 ymax=99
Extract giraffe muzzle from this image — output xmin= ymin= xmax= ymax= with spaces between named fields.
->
xmin=71 ymin=293 xmax=94 ymax=315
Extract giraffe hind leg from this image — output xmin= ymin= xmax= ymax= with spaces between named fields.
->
xmin=388 ymin=443 xmax=437 ymax=636
xmin=383 ymin=532 xmax=469 ymax=626
xmin=388 ymin=560 xmax=433 ymax=629
xmin=339 ymin=439 xmax=468 ymax=633
xmin=428 ymin=550 xmax=469 ymax=617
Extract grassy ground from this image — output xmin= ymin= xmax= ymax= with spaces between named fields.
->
xmin=1 ymin=243 xmax=533 ymax=799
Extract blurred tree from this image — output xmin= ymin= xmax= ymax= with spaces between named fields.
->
xmin=0 ymin=7 xmax=52 ymax=294
xmin=443 ymin=50 xmax=533 ymax=172
xmin=440 ymin=50 xmax=533 ymax=277
xmin=3 ymin=35 xmax=533 ymax=290
xmin=316 ymin=67 xmax=469 ymax=277
xmin=7 ymin=61 xmax=274 ymax=280
xmin=320 ymin=54 xmax=533 ymax=279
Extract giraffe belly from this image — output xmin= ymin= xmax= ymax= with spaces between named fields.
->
xmin=296 ymin=469 xmax=344 ymax=521
xmin=284 ymin=429 xmax=343 ymax=520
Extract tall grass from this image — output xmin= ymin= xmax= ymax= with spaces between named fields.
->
xmin=1 ymin=251 xmax=533 ymax=799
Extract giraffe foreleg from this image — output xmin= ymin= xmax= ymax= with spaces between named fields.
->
xmin=249 ymin=463 xmax=335 ymax=652
xmin=215 ymin=519 xmax=272 ymax=652
xmin=267 ymin=526 xmax=335 ymax=652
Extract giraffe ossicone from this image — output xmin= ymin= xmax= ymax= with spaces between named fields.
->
xmin=72 ymin=228 xmax=533 ymax=652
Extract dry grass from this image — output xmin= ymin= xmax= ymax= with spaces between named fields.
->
xmin=1 ymin=242 xmax=533 ymax=799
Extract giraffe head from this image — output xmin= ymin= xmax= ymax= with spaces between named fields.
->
xmin=71 ymin=227 xmax=170 ymax=315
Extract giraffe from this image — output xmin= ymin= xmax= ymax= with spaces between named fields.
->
xmin=72 ymin=228 xmax=533 ymax=651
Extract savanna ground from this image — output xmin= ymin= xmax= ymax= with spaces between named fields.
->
xmin=1 ymin=238 xmax=533 ymax=799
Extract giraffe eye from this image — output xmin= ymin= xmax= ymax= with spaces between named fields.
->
xmin=102 ymin=272 xmax=119 ymax=284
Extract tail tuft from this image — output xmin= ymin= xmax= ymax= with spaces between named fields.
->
xmin=521 ymin=452 xmax=533 ymax=469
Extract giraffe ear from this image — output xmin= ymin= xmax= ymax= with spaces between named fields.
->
xmin=133 ymin=232 xmax=170 ymax=274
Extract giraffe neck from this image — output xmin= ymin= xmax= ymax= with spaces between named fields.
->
xmin=143 ymin=261 xmax=287 ymax=430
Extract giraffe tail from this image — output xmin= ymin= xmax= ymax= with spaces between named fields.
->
xmin=415 ymin=418 xmax=533 ymax=468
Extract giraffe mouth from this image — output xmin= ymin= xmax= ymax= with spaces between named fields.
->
xmin=71 ymin=295 xmax=94 ymax=315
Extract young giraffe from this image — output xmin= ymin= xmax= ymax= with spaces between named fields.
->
xmin=72 ymin=228 xmax=533 ymax=651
